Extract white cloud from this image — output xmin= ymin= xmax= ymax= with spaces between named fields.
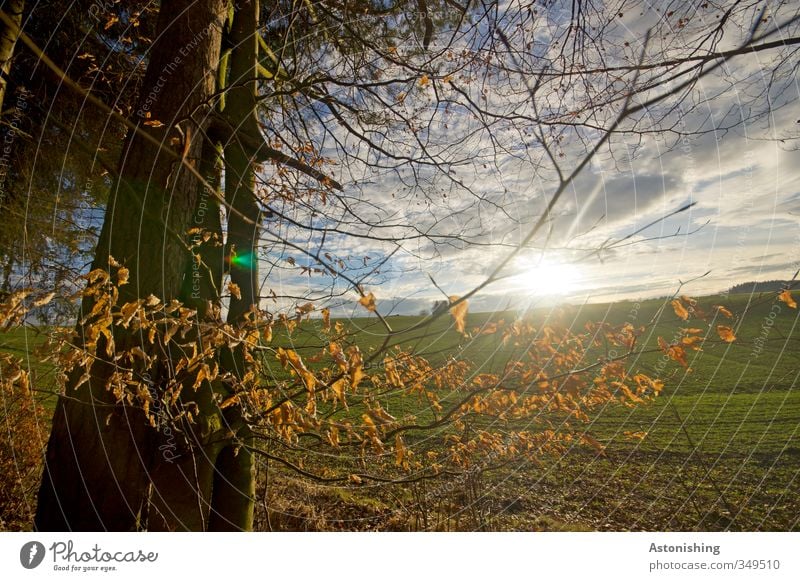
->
xmin=250 ymin=1 xmax=800 ymax=315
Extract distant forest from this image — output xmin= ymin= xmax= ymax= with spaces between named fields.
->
xmin=728 ymin=280 xmax=800 ymax=294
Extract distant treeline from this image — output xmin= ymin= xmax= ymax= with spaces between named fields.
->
xmin=728 ymin=280 xmax=800 ymax=294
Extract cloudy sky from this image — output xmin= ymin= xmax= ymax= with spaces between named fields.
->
xmin=257 ymin=1 xmax=800 ymax=317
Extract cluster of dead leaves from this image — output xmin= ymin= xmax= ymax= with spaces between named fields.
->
xmin=6 ymin=268 xmax=796 ymax=490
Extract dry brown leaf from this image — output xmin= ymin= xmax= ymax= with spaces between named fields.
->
xmin=449 ymin=295 xmax=469 ymax=334
xmin=358 ymin=292 xmax=377 ymax=312
xmin=671 ymin=299 xmax=689 ymax=321
xmin=778 ymin=289 xmax=797 ymax=309
xmin=716 ymin=325 xmax=736 ymax=343
xmin=228 ymin=282 xmax=242 ymax=300
xmin=715 ymin=305 xmax=734 ymax=318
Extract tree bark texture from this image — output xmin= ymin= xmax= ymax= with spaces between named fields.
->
xmin=211 ymin=0 xmax=261 ymax=531
xmin=35 ymin=0 xmax=227 ymax=531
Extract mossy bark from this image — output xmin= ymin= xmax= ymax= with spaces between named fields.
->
xmin=209 ymin=0 xmax=261 ymax=531
xmin=35 ymin=0 xmax=227 ymax=531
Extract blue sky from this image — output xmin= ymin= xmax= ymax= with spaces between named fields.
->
xmin=256 ymin=1 xmax=800 ymax=317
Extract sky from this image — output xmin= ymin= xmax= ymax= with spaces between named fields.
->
xmin=256 ymin=1 xmax=800 ymax=317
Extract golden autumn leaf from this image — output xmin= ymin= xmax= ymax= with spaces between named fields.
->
xmin=31 ymin=292 xmax=56 ymax=308
xmin=671 ymin=345 xmax=688 ymax=367
xmin=331 ymin=378 xmax=348 ymax=409
xmin=715 ymin=305 xmax=734 ymax=318
xmin=778 ymin=289 xmax=797 ymax=309
xmin=348 ymin=346 xmax=365 ymax=389
xmin=329 ymin=342 xmax=347 ymax=371
xmin=671 ymin=298 xmax=689 ymax=321
xmin=193 ymin=363 xmax=216 ymax=389
xmin=633 ymin=373 xmax=664 ymax=395
xmin=83 ymin=268 xmax=109 ymax=285
xmin=384 ymin=357 xmax=404 ymax=388
xmin=278 ymin=348 xmax=317 ymax=392
xmin=296 ymin=302 xmax=314 ymax=316
xmin=657 ymin=336 xmax=688 ymax=367
xmin=716 ymin=325 xmax=736 ymax=343
xmin=321 ymin=308 xmax=331 ymax=332
xmin=418 ymin=74 xmax=430 ymax=87
xmin=219 ymin=394 xmax=240 ymax=409
xmin=116 ymin=267 xmax=130 ymax=286
xmin=228 ymin=282 xmax=242 ymax=300
xmin=118 ymin=300 xmax=142 ymax=328
xmin=349 ymin=474 xmax=363 ymax=485
xmin=681 ymin=335 xmax=703 ymax=350
xmin=326 ymin=426 xmax=340 ymax=447
xmin=619 ymin=384 xmax=643 ymax=403
xmin=366 ymin=403 xmax=396 ymax=426
xmin=362 ymin=413 xmax=377 ymax=432
xmin=276 ymin=347 xmax=290 ymax=368
xmin=143 ymin=119 xmax=165 ymax=127
xmin=128 ymin=346 xmax=149 ymax=364
xmin=395 ymin=434 xmax=408 ymax=468
xmin=74 ymin=370 xmax=92 ymax=390
xmin=623 ymin=430 xmax=648 ymax=440
xmin=449 ymin=295 xmax=469 ymax=334
xmin=163 ymin=322 xmax=179 ymax=344
xmin=358 ymin=292 xmax=377 ymax=312
xmin=305 ymin=397 xmax=317 ymax=417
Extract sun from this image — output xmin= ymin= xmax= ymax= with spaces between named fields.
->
xmin=512 ymin=258 xmax=583 ymax=297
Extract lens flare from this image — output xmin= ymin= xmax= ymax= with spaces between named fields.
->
xmin=230 ymin=251 xmax=255 ymax=270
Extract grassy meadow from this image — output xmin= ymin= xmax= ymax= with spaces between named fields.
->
xmin=2 ymin=291 xmax=798 ymax=531
xmin=262 ymin=291 xmax=799 ymax=531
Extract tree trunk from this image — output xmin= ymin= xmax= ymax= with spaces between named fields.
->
xmin=0 ymin=0 xmax=24 ymax=116
xmin=210 ymin=0 xmax=261 ymax=531
xmin=179 ymin=139 xmax=224 ymax=316
xmin=222 ymin=0 xmax=261 ymax=323
xmin=146 ymin=137 xmax=228 ymax=532
xmin=35 ymin=0 xmax=226 ymax=531
xmin=208 ymin=425 xmax=255 ymax=531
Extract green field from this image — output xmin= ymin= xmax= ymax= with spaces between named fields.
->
xmin=3 ymin=292 xmax=798 ymax=531
xmin=260 ymin=292 xmax=800 ymax=531
xmin=270 ymin=293 xmax=799 ymax=453
xmin=0 ymin=325 xmax=59 ymax=409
